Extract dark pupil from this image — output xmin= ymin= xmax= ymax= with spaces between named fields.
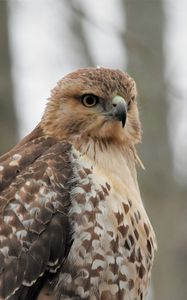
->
xmin=86 ymin=96 xmax=95 ymax=105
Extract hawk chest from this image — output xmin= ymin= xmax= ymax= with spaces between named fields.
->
xmin=65 ymin=149 xmax=155 ymax=300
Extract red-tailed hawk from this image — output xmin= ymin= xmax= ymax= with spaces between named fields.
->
xmin=0 ymin=68 xmax=156 ymax=300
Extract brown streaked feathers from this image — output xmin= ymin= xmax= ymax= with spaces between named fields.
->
xmin=0 ymin=129 xmax=72 ymax=299
xmin=0 ymin=67 xmax=156 ymax=300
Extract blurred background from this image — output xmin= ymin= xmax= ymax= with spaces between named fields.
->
xmin=0 ymin=0 xmax=187 ymax=299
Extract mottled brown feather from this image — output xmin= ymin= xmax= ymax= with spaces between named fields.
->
xmin=0 ymin=126 xmax=73 ymax=299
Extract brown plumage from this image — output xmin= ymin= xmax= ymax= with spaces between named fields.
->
xmin=0 ymin=67 xmax=156 ymax=300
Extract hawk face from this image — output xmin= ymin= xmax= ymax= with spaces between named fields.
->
xmin=41 ymin=67 xmax=142 ymax=145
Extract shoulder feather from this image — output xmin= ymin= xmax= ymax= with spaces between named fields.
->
xmin=0 ymin=127 xmax=73 ymax=299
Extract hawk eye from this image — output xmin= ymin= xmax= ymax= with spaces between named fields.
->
xmin=81 ymin=94 xmax=99 ymax=107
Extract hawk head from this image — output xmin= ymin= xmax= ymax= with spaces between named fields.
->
xmin=41 ymin=67 xmax=141 ymax=146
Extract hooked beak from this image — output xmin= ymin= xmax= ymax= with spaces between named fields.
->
xmin=111 ymin=95 xmax=127 ymax=128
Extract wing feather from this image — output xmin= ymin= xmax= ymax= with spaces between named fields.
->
xmin=0 ymin=130 xmax=72 ymax=299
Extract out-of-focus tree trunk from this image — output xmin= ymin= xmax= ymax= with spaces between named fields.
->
xmin=68 ymin=0 xmax=95 ymax=67
xmin=124 ymin=1 xmax=187 ymax=300
xmin=0 ymin=0 xmax=18 ymax=154
xmin=124 ymin=0 xmax=173 ymax=193
xmin=61 ymin=0 xmax=95 ymax=67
